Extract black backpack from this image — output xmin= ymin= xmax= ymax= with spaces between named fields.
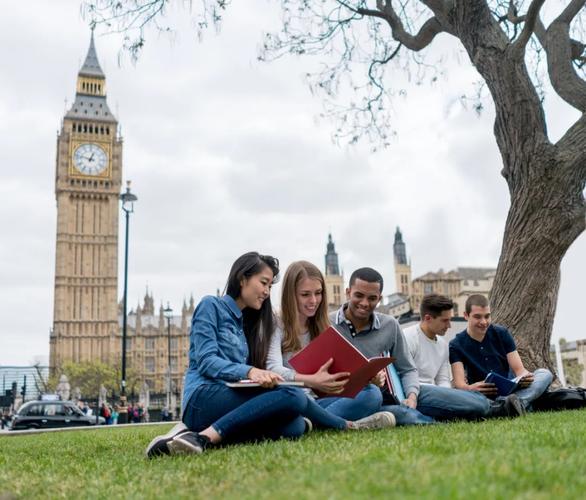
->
xmin=532 ymin=387 xmax=586 ymax=411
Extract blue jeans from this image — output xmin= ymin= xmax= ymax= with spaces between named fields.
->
xmin=183 ymin=383 xmax=308 ymax=442
xmin=417 ymin=384 xmax=491 ymax=421
xmin=514 ymin=368 xmax=553 ymax=410
xmin=303 ymin=397 xmax=347 ymax=430
xmin=317 ymin=384 xmax=383 ymax=421
xmin=381 ymin=404 xmax=435 ymax=425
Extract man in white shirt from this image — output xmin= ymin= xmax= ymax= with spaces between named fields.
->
xmin=403 ymin=301 xmax=452 ymax=388
xmin=405 ymin=294 xmax=522 ymax=420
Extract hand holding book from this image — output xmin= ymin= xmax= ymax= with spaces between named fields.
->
xmin=246 ymin=367 xmax=284 ymax=388
xmin=298 ymin=358 xmax=350 ymax=395
xmin=483 ymin=371 xmax=533 ymax=397
xmin=468 ymin=380 xmax=498 ymax=397
xmin=289 ymin=326 xmax=394 ymax=398
xmin=517 ymin=372 xmax=534 ymax=388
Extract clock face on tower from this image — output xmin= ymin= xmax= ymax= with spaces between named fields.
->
xmin=72 ymin=143 xmax=109 ymax=176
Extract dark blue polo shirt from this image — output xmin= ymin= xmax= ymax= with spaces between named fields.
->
xmin=449 ymin=324 xmax=516 ymax=384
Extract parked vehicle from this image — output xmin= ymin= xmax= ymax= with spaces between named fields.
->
xmin=10 ymin=401 xmax=105 ymax=430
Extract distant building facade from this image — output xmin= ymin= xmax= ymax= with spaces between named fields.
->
xmin=324 ymin=233 xmax=344 ymax=309
xmin=0 ymin=366 xmax=49 ymax=405
xmin=559 ymin=340 xmax=586 ymax=387
xmin=121 ymin=291 xmax=193 ymax=394
xmin=392 ymin=227 xmax=495 ymax=316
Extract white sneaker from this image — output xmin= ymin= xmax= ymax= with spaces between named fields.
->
xmin=145 ymin=422 xmax=189 ymax=458
xmin=303 ymin=417 xmax=313 ymax=433
xmin=349 ymin=411 xmax=396 ymax=430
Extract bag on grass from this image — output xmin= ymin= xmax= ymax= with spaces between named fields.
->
xmin=532 ymin=387 xmax=586 ymax=411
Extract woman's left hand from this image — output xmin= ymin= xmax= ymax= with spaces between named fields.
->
xmin=247 ymin=367 xmax=284 ymax=388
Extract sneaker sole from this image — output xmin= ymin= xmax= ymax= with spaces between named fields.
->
xmin=168 ymin=435 xmax=205 ymax=455
xmin=353 ymin=411 xmax=396 ymax=430
xmin=145 ymin=422 xmax=189 ymax=458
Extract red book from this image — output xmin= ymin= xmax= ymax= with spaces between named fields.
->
xmin=288 ymin=326 xmax=394 ymax=398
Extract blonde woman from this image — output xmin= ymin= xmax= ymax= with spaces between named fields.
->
xmin=267 ymin=261 xmax=387 ymax=423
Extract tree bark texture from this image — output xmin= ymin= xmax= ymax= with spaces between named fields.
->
xmin=448 ymin=1 xmax=586 ymax=370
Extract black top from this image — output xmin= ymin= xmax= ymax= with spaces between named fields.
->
xmin=449 ymin=324 xmax=516 ymax=384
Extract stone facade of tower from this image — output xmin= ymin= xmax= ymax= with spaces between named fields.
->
xmin=393 ymin=227 xmax=412 ymax=297
xmin=324 ymin=233 xmax=344 ymax=309
xmin=49 ymin=34 xmax=123 ymax=371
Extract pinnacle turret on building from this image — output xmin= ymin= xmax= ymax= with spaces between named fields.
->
xmin=323 ymin=233 xmax=344 ymax=309
xmin=325 ymin=233 xmax=340 ymax=276
xmin=393 ymin=226 xmax=412 ymax=297
xmin=393 ymin=227 xmax=408 ymax=265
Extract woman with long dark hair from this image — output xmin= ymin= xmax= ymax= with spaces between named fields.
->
xmin=146 ymin=253 xmax=394 ymax=458
xmin=146 ymin=252 xmax=309 ymax=457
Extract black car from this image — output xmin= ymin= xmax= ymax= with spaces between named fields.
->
xmin=10 ymin=401 xmax=105 ymax=430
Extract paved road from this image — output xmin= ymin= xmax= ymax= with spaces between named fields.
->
xmin=0 ymin=420 xmax=179 ymax=437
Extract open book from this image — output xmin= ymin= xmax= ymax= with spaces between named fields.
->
xmin=226 ymin=380 xmax=304 ymax=388
xmin=484 ymin=372 xmax=529 ymax=396
xmin=288 ymin=326 xmax=394 ymax=398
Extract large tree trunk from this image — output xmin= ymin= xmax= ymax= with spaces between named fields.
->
xmin=452 ymin=1 xmax=586 ymax=371
xmin=490 ymin=150 xmax=585 ymax=371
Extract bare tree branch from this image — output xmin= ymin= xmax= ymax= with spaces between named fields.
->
xmin=557 ymin=113 xmax=586 ymax=181
xmin=511 ymin=0 xmax=546 ymax=55
xmin=357 ymin=2 xmax=444 ymax=51
xmin=540 ymin=2 xmax=586 ymax=112
xmin=506 ymin=0 xmax=525 ymax=24
xmin=557 ymin=0 xmax=586 ymax=24
xmin=420 ymin=0 xmax=450 ymax=15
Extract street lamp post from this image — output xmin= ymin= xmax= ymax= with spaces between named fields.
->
xmin=119 ymin=180 xmax=137 ymax=424
xmin=163 ymin=302 xmax=173 ymax=419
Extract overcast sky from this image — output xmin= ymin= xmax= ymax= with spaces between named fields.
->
xmin=1 ymin=1 xmax=584 ymax=366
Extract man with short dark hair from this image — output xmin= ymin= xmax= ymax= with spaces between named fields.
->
xmin=404 ymin=294 xmax=454 ymax=388
xmin=449 ymin=294 xmax=553 ymax=413
xmin=404 ymin=294 xmax=518 ymax=420
xmin=330 ymin=267 xmax=433 ymax=425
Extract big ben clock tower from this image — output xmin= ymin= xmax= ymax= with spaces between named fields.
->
xmin=50 ymin=32 xmax=123 ymax=371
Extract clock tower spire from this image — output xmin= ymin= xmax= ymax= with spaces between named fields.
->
xmin=50 ymin=32 xmax=123 ymax=371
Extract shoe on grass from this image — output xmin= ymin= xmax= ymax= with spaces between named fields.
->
xmin=168 ymin=431 xmax=211 ymax=455
xmin=349 ymin=411 xmax=396 ymax=430
xmin=303 ymin=417 xmax=313 ymax=433
xmin=504 ymin=393 xmax=527 ymax=417
xmin=145 ymin=422 xmax=189 ymax=458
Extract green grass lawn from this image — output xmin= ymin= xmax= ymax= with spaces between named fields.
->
xmin=1 ymin=409 xmax=586 ymax=499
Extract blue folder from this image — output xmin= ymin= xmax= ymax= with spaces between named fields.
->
xmin=382 ymin=350 xmax=406 ymax=402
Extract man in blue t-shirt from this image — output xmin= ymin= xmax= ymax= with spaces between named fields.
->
xmin=449 ymin=294 xmax=552 ymax=413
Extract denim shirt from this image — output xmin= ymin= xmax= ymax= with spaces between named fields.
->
xmin=182 ymin=295 xmax=252 ymax=411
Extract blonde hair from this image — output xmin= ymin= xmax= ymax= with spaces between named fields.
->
xmin=280 ymin=261 xmax=330 ymax=354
